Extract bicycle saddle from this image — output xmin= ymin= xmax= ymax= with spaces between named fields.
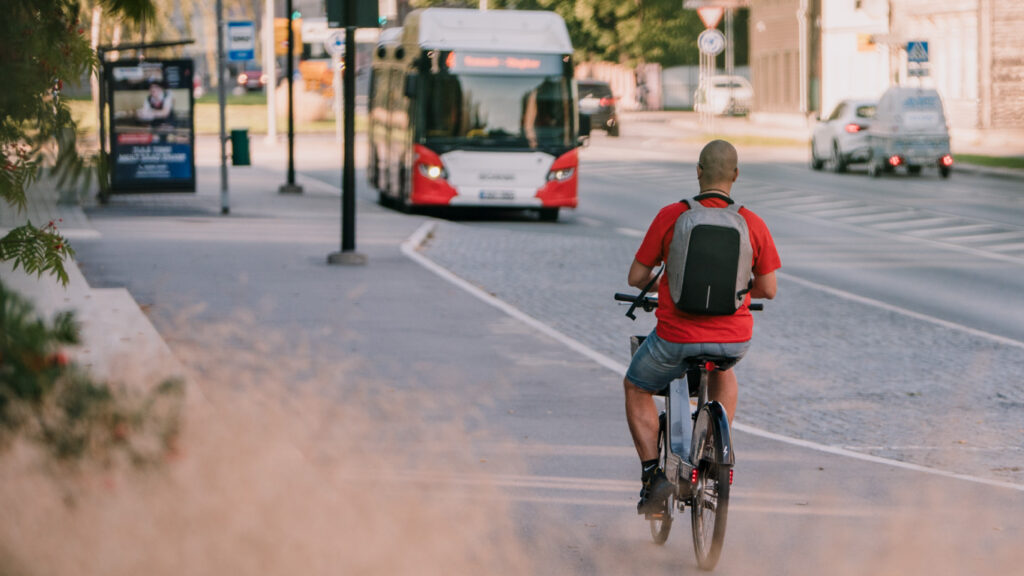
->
xmin=684 ymin=355 xmax=740 ymax=372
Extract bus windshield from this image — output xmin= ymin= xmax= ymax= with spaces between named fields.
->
xmin=420 ymin=51 xmax=573 ymax=153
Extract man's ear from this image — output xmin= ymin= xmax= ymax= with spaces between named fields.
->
xmin=732 ymin=168 xmax=739 ymax=182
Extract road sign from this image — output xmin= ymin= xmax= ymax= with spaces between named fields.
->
xmin=227 ymin=21 xmax=256 ymax=61
xmin=698 ymin=29 xmax=726 ymax=56
xmin=907 ymin=41 xmax=929 ymax=63
xmin=697 ymin=6 xmax=725 ymax=29
xmin=324 ymin=30 xmax=346 ymax=57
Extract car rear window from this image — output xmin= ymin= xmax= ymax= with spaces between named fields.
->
xmin=855 ymin=105 xmax=876 ymax=119
xmin=579 ymin=83 xmax=612 ymax=98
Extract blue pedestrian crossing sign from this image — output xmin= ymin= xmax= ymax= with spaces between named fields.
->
xmin=907 ymin=41 xmax=929 ymax=63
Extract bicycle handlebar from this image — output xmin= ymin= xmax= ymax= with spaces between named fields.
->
xmin=615 ymin=292 xmax=763 ymax=319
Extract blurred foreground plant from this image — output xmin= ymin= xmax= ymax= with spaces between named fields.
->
xmin=0 ymin=280 xmax=183 ymax=466
xmin=1 ymin=0 xmax=153 ymax=286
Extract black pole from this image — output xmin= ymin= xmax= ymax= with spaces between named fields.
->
xmin=342 ymin=25 xmax=356 ymax=251
xmin=279 ymin=0 xmax=302 ymax=193
xmin=327 ymin=24 xmax=365 ymax=266
xmin=97 ymin=51 xmax=109 ymax=203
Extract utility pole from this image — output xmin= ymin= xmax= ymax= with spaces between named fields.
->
xmin=279 ymin=0 xmax=303 ymax=194
xmin=264 ymin=0 xmax=277 ymax=143
xmin=216 ymin=0 xmax=230 ymax=214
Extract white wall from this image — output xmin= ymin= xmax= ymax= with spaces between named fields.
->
xmin=819 ymin=0 xmax=891 ymax=116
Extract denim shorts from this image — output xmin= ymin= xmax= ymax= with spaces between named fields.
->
xmin=625 ymin=329 xmax=751 ymax=394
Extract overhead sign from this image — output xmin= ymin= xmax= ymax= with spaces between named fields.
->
xmin=227 ymin=21 xmax=255 ymax=61
xmin=302 ymin=16 xmax=331 ymax=45
xmin=907 ymin=40 xmax=929 ymax=63
xmin=698 ymin=29 xmax=726 ymax=56
xmin=697 ymin=6 xmax=725 ymax=29
xmin=326 ymin=0 xmax=380 ymax=28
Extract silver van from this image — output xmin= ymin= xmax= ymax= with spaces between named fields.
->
xmin=867 ymin=86 xmax=953 ymax=178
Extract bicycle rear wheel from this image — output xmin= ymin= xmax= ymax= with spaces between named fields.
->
xmin=690 ymin=414 xmax=730 ymax=570
xmin=650 ymin=411 xmax=673 ymax=544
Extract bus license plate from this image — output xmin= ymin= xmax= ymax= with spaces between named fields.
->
xmin=479 ymin=190 xmax=515 ymax=200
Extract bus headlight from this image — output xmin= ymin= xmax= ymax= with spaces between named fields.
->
xmin=546 ymin=167 xmax=574 ymax=182
xmin=418 ymin=163 xmax=447 ymax=180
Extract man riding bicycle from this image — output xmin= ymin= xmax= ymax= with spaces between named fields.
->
xmin=624 ymin=139 xmax=781 ymax=514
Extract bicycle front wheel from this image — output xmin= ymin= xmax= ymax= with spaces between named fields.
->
xmin=690 ymin=412 xmax=730 ymax=570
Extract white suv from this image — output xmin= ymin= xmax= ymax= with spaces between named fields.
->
xmin=811 ymin=99 xmax=877 ymax=172
xmin=694 ymin=75 xmax=753 ymax=116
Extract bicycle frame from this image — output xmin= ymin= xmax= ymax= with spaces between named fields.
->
xmin=629 ymin=333 xmax=734 ymax=502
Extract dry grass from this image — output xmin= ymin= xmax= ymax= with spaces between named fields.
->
xmin=0 ymin=316 xmax=539 ymax=576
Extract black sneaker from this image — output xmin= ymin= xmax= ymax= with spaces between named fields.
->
xmin=637 ymin=469 xmax=673 ymax=514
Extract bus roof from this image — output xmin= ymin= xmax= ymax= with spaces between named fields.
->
xmin=401 ymin=8 xmax=573 ymax=54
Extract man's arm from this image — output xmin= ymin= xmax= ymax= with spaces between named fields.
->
xmin=749 ymin=271 xmax=777 ymax=300
xmin=628 ymin=258 xmax=658 ymax=290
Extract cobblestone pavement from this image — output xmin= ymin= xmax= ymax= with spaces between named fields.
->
xmin=421 ymin=219 xmax=1024 ymax=486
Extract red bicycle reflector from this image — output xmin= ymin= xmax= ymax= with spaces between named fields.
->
xmin=691 ymin=469 xmax=699 ymax=484
xmin=844 ymin=123 xmax=862 ymax=133
xmin=729 ymin=469 xmax=734 ymax=485
xmin=889 ymin=155 xmax=902 ymax=167
xmin=941 ymin=154 xmax=954 ymax=167
xmin=599 ymin=97 xmax=614 ymax=107
xmin=704 ymin=361 xmax=715 ymax=372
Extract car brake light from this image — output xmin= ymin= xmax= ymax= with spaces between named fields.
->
xmin=941 ymin=154 xmax=954 ymax=167
xmin=599 ymin=97 xmax=614 ymax=107
xmin=845 ymin=123 xmax=862 ymax=133
xmin=889 ymin=155 xmax=902 ymax=167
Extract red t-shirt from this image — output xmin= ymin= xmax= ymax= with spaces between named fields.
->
xmin=635 ymin=193 xmax=781 ymax=343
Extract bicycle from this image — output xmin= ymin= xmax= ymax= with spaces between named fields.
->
xmin=614 ymin=286 xmax=762 ymax=571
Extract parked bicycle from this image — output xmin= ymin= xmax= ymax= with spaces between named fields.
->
xmin=615 ymin=288 xmax=762 ymax=571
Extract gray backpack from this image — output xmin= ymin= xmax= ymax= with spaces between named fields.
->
xmin=665 ymin=197 xmax=753 ymax=315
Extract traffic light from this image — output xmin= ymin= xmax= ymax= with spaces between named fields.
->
xmin=274 ymin=17 xmax=302 ymax=56
xmin=326 ymin=0 xmax=379 ymax=28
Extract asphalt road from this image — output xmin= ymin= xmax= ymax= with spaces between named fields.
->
xmin=69 ymin=120 xmax=1024 ymax=574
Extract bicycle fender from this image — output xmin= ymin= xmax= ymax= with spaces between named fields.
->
xmin=693 ymin=401 xmax=735 ymax=467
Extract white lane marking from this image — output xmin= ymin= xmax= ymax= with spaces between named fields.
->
xmin=401 ymin=222 xmax=625 ymax=376
xmin=778 ymin=271 xmax=1024 ymax=350
xmin=616 ymin=227 xmax=644 ymax=238
xmin=575 ymin=216 xmax=604 ymax=227
xmin=402 ymin=222 xmax=1024 ymax=492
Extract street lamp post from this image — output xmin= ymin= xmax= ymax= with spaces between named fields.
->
xmin=279 ymin=0 xmax=303 ymax=194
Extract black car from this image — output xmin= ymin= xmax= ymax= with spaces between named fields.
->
xmin=578 ymin=79 xmax=619 ymax=137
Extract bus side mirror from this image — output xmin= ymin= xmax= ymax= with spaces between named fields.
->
xmin=404 ymin=74 xmax=418 ymax=98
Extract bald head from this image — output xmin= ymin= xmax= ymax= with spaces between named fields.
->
xmin=697 ymin=139 xmax=739 ymax=192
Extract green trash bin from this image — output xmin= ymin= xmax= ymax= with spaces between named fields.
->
xmin=230 ymin=129 xmax=250 ymax=166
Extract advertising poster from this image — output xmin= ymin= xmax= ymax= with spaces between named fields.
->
xmin=107 ymin=59 xmax=196 ymax=192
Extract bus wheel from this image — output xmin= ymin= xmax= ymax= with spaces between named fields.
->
xmin=539 ymin=208 xmax=559 ymax=222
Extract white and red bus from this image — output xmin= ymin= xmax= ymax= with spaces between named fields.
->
xmin=367 ymin=8 xmax=588 ymax=221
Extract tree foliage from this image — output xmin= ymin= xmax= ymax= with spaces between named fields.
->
xmin=1 ymin=0 xmax=152 ymax=286
xmin=409 ymin=0 xmax=734 ymax=68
